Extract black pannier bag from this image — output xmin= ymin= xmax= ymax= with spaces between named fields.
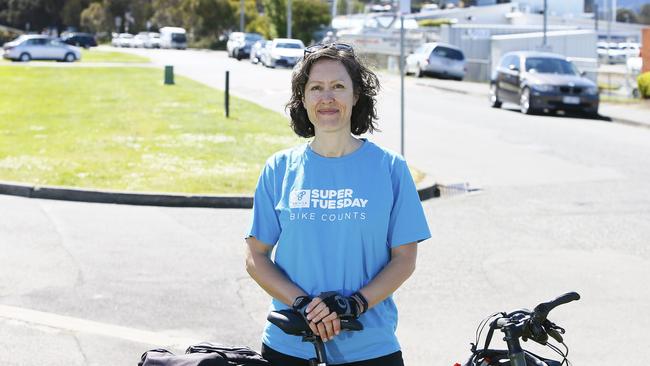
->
xmin=139 ymin=342 xmax=269 ymax=366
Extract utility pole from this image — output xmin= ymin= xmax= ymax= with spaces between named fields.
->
xmin=287 ymin=0 xmax=292 ymax=38
xmin=400 ymin=14 xmax=405 ymax=157
xmin=543 ymin=0 xmax=547 ymax=48
xmin=240 ymin=0 xmax=245 ymax=32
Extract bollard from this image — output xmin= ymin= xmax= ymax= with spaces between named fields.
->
xmin=225 ymin=71 xmax=230 ymax=118
xmin=164 ymin=65 xmax=174 ymax=85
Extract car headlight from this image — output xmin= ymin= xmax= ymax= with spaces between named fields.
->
xmin=531 ymin=84 xmax=555 ymax=92
xmin=584 ymin=86 xmax=598 ymax=95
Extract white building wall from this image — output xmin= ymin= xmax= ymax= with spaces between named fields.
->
xmin=517 ymin=0 xmax=584 ymax=16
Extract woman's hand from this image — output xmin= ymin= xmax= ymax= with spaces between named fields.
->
xmin=305 ymin=297 xmax=341 ymax=342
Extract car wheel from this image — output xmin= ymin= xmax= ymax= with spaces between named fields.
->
xmin=490 ymin=83 xmax=502 ymax=108
xmin=64 ymin=53 xmax=76 ymax=62
xmin=519 ymin=87 xmax=535 ymax=115
xmin=19 ymin=53 xmax=31 ymax=62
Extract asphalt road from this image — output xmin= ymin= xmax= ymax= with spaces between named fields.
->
xmin=1 ymin=47 xmax=649 ymax=366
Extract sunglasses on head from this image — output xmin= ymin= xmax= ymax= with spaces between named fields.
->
xmin=304 ymin=43 xmax=354 ymax=56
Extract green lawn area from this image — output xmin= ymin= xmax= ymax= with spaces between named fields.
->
xmin=0 ymin=66 xmax=301 ymax=194
xmin=80 ymin=48 xmax=150 ymax=63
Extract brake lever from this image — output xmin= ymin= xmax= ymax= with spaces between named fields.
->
xmin=547 ymin=327 xmax=564 ymax=343
xmin=543 ymin=320 xmax=565 ymax=343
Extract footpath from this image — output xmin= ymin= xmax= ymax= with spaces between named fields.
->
xmin=413 ymin=78 xmax=650 ymax=129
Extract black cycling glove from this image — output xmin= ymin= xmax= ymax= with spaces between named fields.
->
xmin=317 ymin=291 xmax=368 ymax=319
xmin=292 ymin=295 xmax=312 ymax=315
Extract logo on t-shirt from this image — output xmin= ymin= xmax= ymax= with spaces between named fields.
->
xmin=289 ymin=189 xmax=368 ymax=209
xmin=288 ymin=188 xmax=369 ymax=222
xmin=289 ymin=189 xmax=311 ymax=208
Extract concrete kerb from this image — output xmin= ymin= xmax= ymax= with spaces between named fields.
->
xmin=0 ymin=177 xmax=440 ymax=208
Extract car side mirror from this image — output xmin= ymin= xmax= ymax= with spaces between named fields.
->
xmin=508 ymin=64 xmax=519 ymax=72
xmin=580 ymin=70 xmax=587 ymax=77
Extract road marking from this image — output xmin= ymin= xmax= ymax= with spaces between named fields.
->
xmin=0 ymin=304 xmax=199 ymax=348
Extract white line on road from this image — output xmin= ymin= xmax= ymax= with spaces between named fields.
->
xmin=0 ymin=304 xmax=199 ymax=349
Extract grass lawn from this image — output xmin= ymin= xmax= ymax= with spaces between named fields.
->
xmin=80 ymin=48 xmax=151 ymax=63
xmin=0 ymin=66 xmax=301 ymax=194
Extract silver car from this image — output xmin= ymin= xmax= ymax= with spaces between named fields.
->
xmin=2 ymin=35 xmax=81 ymax=62
xmin=406 ymin=42 xmax=466 ymax=80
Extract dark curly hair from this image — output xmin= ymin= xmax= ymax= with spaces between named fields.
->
xmin=286 ymin=45 xmax=380 ymax=138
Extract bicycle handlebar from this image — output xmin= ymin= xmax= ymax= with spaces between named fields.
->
xmin=531 ymin=292 xmax=580 ymax=323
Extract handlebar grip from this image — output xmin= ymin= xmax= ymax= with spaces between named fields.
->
xmin=533 ymin=292 xmax=580 ymax=322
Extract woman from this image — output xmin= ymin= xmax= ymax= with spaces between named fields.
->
xmin=245 ymin=43 xmax=430 ymax=366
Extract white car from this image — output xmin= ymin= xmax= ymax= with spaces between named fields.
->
xmin=113 ymin=33 xmax=134 ymax=47
xmin=263 ymin=38 xmax=305 ymax=68
xmin=597 ymin=42 xmax=626 ymax=64
xmin=405 ymin=42 xmax=466 ymax=80
xmin=2 ymin=35 xmax=81 ymax=62
xmin=250 ymin=40 xmax=269 ymax=64
xmin=132 ymin=32 xmax=149 ymax=48
xmin=144 ymin=32 xmax=161 ymax=48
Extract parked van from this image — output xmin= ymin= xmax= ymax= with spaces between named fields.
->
xmin=159 ymin=27 xmax=187 ymax=49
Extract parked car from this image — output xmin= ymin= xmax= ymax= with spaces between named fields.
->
xmin=257 ymin=40 xmax=274 ymax=66
xmin=144 ymin=32 xmax=161 ymax=48
xmin=3 ymin=35 xmax=81 ymax=62
xmin=597 ymin=42 xmax=626 ymax=64
xmin=405 ymin=42 xmax=466 ymax=80
xmin=227 ymin=32 xmax=264 ymax=60
xmin=263 ymin=38 xmax=305 ymax=68
xmin=490 ymin=51 xmax=599 ymax=116
xmin=250 ymin=40 xmax=268 ymax=64
xmin=61 ymin=32 xmax=97 ymax=48
xmin=132 ymin=32 xmax=150 ymax=48
xmin=112 ymin=33 xmax=134 ymax=47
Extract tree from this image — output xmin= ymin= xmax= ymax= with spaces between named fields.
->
xmin=151 ymin=0 xmax=186 ymax=29
xmin=80 ymin=2 xmax=108 ymax=33
xmin=246 ymin=14 xmax=277 ymax=39
xmin=263 ymin=0 xmax=286 ymax=37
xmin=616 ymin=8 xmax=638 ymax=23
xmin=263 ymin=0 xmax=331 ymax=43
xmin=640 ymin=4 xmax=650 ymax=25
xmin=292 ymin=0 xmax=331 ymax=44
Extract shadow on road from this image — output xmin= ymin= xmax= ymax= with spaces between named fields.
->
xmin=500 ymin=107 xmax=613 ymax=122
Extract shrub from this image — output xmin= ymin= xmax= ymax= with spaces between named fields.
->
xmin=638 ymin=72 xmax=650 ymax=99
xmin=0 ymin=29 xmax=21 ymax=45
xmin=418 ymin=18 xmax=454 ymax=27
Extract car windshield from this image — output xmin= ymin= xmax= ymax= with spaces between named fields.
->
xmin=525 ymin=58 xmax=579 ymax=75
xmin=432 ymin=46 xmax=464 ymax=60
xmin=172 ymin=33 xmax=186 ymax=42
xmin=245 ymin=34 xmax=262 ymax=41
xmin=277 ymin=43 xmax=303 ymax=49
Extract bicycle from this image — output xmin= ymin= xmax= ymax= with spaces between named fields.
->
xmin=267 ymin=292 xmax=580 ymax=366
xmin=267 ymin=308 xmax=363 ymax=366
xmin=458 ymin=292 xmax=580 ymax=366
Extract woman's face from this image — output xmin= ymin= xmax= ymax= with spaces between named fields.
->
xmin=303 ymin=59 xmax=358 ymax=136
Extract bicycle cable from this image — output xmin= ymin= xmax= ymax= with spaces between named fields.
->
xmin=546 ymin=340 xmax=570 ymax=366
xmin=474 ymin=312 xmax=503 ymax=349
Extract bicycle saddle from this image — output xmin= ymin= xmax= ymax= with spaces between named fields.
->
xmin=267 ymin=309 xmax=363 ymax=336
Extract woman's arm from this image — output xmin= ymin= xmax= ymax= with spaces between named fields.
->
xmin=244 ymin=236 xmax=307 ymax=306
xmin=359 ymin=241 xmax=418 ymax=308
xmin=306 ymin=242 xmax=418 ymax=340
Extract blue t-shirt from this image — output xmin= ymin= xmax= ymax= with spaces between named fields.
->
xmin=248 ymin=139 xmax=431 ymax=364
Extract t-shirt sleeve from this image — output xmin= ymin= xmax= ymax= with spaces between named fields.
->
xmin=247 ymin=159 xmax=281 ymax=246
xmin=387 ymin=158 xmax=431 ymax=248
